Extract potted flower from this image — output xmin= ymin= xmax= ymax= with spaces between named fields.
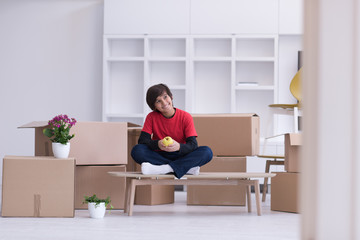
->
xmin=43 ymin=114 xmax=77 ymax=158
xmin=83 ymin=194 xmax=113 ymax=219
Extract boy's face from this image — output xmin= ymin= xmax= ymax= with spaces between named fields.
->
xmin=154 ymin=91 xmax=174 ymax=117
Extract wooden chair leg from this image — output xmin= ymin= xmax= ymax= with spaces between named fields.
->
xmin=246 ymin=184 xmax=252 ymax=213
xmin=262 ymin=160 xmax=271 ymax=202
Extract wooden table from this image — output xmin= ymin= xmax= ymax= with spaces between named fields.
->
xmin=108 ymin=172 xmax=276 ymax=216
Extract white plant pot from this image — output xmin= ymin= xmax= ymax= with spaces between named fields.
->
xmin=52 ymin=142 xmax=70 ymax=158
xmin=88 ymin=202 xmax=106 ymax=219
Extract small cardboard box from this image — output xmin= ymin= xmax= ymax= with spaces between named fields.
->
xmin=134 ymin=185 xmax=175 ymax=205
xmin=284 ymin=133 xmax=302 ymax=172
xmin=187 ymin=156 xmax=246 ymax=206
xmin=1 ymin=156 xmax=75 ymax=217
xmin=192 ymin=114 xmax=260 ymax=156
xmin=19 ymin=121 xmax=140 ymax=165
xmin=134 ymin=164 xmax=175 ymax=205
xmin=271 ymin=172 xmax=299 ymax=213
xmin=75 ymin=165 xmax=126 ymax=209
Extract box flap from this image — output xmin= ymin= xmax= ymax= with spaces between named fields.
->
xmin=289 ymin=133 xmax=302 ymax=146
xmin=18 ymin=121 xmax=48 ymax=128
xmin=127 ymin=122 xmax=142 ymax=127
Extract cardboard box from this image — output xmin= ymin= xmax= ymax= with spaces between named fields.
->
xmin=134 ymin=185 xmax=175 ymax=205
xmin=271 ymin=172 xmax=299 ymax=213
xmin=125 ymin=127 xmax=174 ymax=205
xmin=134 ymin=164 xmax=175 ymax=205
xmin=1 ymin=156 xmax=75 ymax=217
xmin=192 ymin=114 xmax=260 ymax=156
xmin=284 ymin=133 xmax=302 ymax=172
xmin=19 ymin=121 xmax=140 ymax=165
xmin=187 ymin=156 xmax=246 ymax=206
xmin=75 ymin=165 xmax=126 ymax=209
xmin=127 ymin=127 xmax=142 ymax=171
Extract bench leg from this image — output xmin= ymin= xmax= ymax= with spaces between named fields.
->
xmin=124 ymin=178 xmax=131 ymax=214
xmin=262 ymin=160 xmax=271 ymax=202
xmin=246 ymin=185 xmax=252 ymax=213
xmin=128 ymin=179 xmax=137 ymax=216
xmin=254 ymin=180 xmax=262 ymax=216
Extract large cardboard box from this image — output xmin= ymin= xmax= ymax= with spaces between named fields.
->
xmin=187 ymin=156 xmax=246 ymax=206
xmin=134 ymin=164 xmax=175 ymax=205
xmin=127 ymin=127 xmax=142 ymax=171
xmin=75 ymin=165 xmax=126 ymax=209
xmin=1 ymin=156 xmax=75 ymax=217
xmin=271 ymin=172 xmax=299 ymax=213
xmin=284 ymin=133 xmax=302 ymax=172
xmin=192 ymin=114 xmax=260 ymax=156
xmin=19 ymin=121 xmax=140 ymax=165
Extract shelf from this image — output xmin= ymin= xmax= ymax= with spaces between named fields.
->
xmin=106 ymin=57 xmax=145 ymax=62
xmin=148 ymin=57 xmax=186 ymax=62
xmin=235 ymin=57 xmax=275 ymax=62
xmin=149 ymin=38 xmax=186 ymax=57
xmin=236 ymin=61 xmax=274 ymax=86
xmin=149 ymin=62 xmax=186 ymax=85
xmin=103 ymin=34 xmax=278 ymax=137
xmin=193 ymin=38 xmax=232 ymax=57
xmin=106 ymin=38 xmax=144 ymax=58
xmin=236 ymin=38 xmax=275 ymax=58
xmin=235 ymin=85 xmax=275 ymax=90
xmin=193 ymin=57 xmax=232 ymax=62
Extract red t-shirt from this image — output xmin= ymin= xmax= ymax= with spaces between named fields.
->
xmin=142 ymin=108 xmax=197 ymax=144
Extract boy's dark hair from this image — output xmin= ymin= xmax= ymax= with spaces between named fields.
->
xmin=146 ymin=83 xmax=173 ymax=110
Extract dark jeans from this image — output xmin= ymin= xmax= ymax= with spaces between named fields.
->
xmin=131 ymin=144 xmax=213 ymax=178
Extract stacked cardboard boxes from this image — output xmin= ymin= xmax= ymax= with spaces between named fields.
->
xmin=127 ymin=127 xmax=175 ymax=205
xmin=187 ymin=114 xmax=260 ymax=205
xmin=271 ymin=133 xmax=302 ymax=213
xmin=17 ymin=121 xmax=136 ymax=210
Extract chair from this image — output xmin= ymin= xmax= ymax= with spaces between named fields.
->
xmin=259 ymin=68 xmax=302 ymax=201
xmin=269 ymin=67 xmax=302 ymax=133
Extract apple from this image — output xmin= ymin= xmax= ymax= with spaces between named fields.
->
xmin=162 ymin=136 xmax=174 ymax=147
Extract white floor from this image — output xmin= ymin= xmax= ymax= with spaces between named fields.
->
xmin=0 ymin=190 xmax=300 ymax=240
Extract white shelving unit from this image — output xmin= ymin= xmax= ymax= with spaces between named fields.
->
xmin=103 ymin=35 xmax=189 ymax=125
xmin=103 ymin=34 xmax=278 ymax=137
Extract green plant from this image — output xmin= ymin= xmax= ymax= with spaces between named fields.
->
xmin=43 ymin=114 xmax=77 ymax=144
xmin=83 ymin=194 xmax=114 ymax=210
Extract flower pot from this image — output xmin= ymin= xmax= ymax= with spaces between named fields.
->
xmin=52 ymin=142 xmax=70 ymax=158
xmin=88 ymin=202 xmax=106 ymax=219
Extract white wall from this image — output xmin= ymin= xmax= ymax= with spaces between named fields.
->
xmin=276 ymin=35 xmax=303 ymax=134
xmin=0 ymin=0 xmax=104 ymax=178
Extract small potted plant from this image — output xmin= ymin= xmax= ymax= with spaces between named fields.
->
xmin=83 ymin=194 xmax=113 ymax=219
xmin=43 ymin=114 xmax=77 ymax=158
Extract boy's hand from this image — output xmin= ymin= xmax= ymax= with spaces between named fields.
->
xmin=158 ymin=139 xmax=180 ymax=152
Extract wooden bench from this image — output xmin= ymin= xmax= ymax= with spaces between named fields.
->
xmin=108 ymin=171 xmax=276 ymax=216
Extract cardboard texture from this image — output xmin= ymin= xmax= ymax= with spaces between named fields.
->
xmin=75 ymin=165 xmax=126 ymax=209
xmin=271 ymin=172 xmax=299 ymax=213
xmin=1 ymin=156 xmax=75 ymax=217
xmin=192 ymin=114 xmax=260 ymax=156
xmin=127 ymin=127 xmax=142 ymax=171
xmin=284 ymin=133 xmax=302 ymax=172
xmin=134 ymin=164 xmax=175 ymax=205
xmin=187 ymin=156 xmax=247 ymax=206
xmin=134 ymin=185 xmax=175 ymax=205
xmin=19 ymin=121 xmax=140 ymax=165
